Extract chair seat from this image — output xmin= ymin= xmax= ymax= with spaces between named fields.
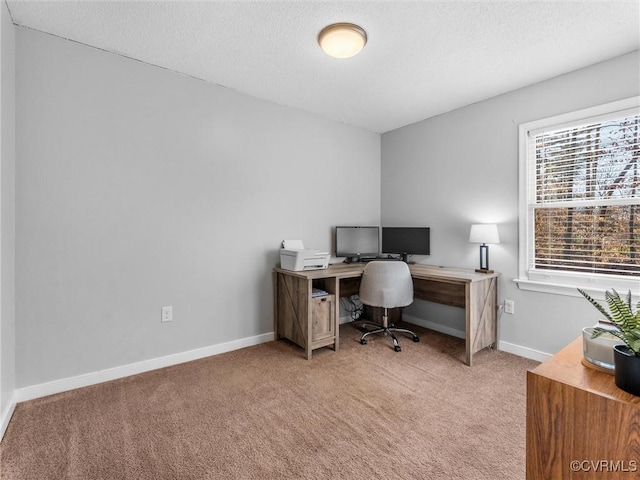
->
xmin=359 ymin=261 xmax=414 ymax=309
xmin=358 ymin=261 xmax=419 ymax=352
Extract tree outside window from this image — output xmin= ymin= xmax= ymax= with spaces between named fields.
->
xmin=518 ymin=97 xmax=639 ymax=298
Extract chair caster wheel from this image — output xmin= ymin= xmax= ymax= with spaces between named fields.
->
xmin=394 ymin=346 xmax=401 ymax=352
xmin=360 ymin=339 xmax=367 ymax=345
xmin=413 ymin=336 xmax=420 ymax=342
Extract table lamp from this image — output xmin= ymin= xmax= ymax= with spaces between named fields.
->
xmin=469 ymin=224 xmax=500 ymax=273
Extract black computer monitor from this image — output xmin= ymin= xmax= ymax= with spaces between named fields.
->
xmin=335 ymin=226 xmax=380 ymax=262
xmin=382 ymin=227 xmax=430 ymax=263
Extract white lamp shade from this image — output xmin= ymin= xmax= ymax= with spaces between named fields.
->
xmin=469 ymin=224 xmax=500 ymax=244
xmin=318 ymin=23 xmax=367 ymax=59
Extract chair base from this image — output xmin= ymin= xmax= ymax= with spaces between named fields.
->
xmin=360 ymin=322 xmax=419 ymax=352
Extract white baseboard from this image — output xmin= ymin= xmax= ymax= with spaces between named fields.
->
xmin=342 ymin=314 xmax=466 ymax=340
xmin=406 ymin=315 xmax=551 ymax=362
xmin=0 ymin=396 xmax=16 ymax=442
xmin=405 ymin=315 xmax=551 ymax=362
xmin=15 ymin=332 xmax=274 ymax=403
xmin=496 ymin=341 xmax=551 ymax=363
xmin=402 ymin=314 xmax=466 ymax=339
xmin=11 ymin=325 xmax=551 ymax=407
xmin=341 ymin=314 xmax=465 ymax=339
xmin=350 ymin=313 xmax=551 ymax=363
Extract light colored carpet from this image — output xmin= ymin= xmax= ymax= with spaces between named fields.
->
xmin=0 ymin=322 xmax=539 ymax=479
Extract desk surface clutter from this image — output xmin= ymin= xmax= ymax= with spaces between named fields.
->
xmin=273 ymin=263 xmax=499 ymax=364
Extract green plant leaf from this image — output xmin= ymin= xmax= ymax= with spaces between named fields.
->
xmin=606 ymin=290 xmax=635 ymax=331
xmin=592 ymin=327 xmax=625 ymax=344
xmin=629 ymin=339 xmax=640 ymax=355
xmin=579 ymin=288 xmax=640 ymax=356
xmin=578 ymin=288 xmax=612 ymax=323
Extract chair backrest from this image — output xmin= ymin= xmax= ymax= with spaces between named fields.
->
xmin=359 ymin=261 xmax=414 ymax=309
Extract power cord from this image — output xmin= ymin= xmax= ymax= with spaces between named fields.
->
xmin=340 ymin=294 xmax=364 ymax=320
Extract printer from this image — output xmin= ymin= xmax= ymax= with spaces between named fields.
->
xmin=280 ymin=240 xmax=330 ymax=272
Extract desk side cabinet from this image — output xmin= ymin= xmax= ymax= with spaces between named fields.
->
xmin=273 ymin=270 xmax=339 ymax=360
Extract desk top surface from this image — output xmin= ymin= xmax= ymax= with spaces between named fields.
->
xmin=274 ymin=262 xmax=499 ymax=283
xmin=530 ymin=337 xmax=640 ymax=406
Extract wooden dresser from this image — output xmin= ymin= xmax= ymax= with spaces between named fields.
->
xmin=526 ymin=338 xmax=640 ymax=479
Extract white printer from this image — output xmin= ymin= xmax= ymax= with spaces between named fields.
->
xmin=280 ymin=240 xmax=330 ymax=272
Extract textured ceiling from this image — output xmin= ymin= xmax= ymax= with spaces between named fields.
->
xmin=6 ymin=1 xmax=640 ymax=133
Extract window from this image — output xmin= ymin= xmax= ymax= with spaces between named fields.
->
xmin=517 ymin=97 xmax=640 ymax=299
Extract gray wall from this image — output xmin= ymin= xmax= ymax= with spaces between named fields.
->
xmin=10 ymin=24 xmax=639 ymax=392
xmin=0 ymin=1 xmax=16 ymax=427
xmin=15 ymin=28 xmax=380 ymax=388
xmin=382 ymin=51 xmax=640 ymax=357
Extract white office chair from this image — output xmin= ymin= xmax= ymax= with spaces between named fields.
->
xmin=358 ymin=261 xmax=419 ymax=352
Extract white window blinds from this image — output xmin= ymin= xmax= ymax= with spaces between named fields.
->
xmin=526 ymin=109 xmax=639 ymax=277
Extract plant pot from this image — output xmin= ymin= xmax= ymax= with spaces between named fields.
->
xmin=582 ymin=326 xmax=618 ymax=370
xmin=613 ymin=345 xmax=640 ymax=396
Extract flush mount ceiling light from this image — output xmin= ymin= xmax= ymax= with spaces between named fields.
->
xmin=318 ymin=23 xmax=367 ymax=59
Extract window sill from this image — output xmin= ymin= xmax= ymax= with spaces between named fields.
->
xmin=514 ymin=278 xmax=639 ymax=302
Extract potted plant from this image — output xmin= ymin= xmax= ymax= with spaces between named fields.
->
xmin=578 ymin=288 xmax=640 ymax=396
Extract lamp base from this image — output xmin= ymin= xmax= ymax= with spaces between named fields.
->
xmin=475 ymin=268 xmax=494 ymax=274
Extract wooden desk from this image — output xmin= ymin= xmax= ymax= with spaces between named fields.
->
xmin=273 ymin=263 xmax=498 ymax=365
xmin=526 ymin=338 xmax=640 ymax=479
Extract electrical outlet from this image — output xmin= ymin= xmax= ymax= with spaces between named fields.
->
xmin=504 ymin=299 xmax=515 ymax=315
xmin=161 ymin=306 xmax=173 ymax=322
